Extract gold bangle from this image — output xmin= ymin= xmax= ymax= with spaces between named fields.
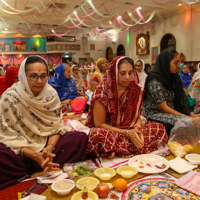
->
xmin=47 ymin=143 xmax=55 ymax=150
xmin=21 ymin=147 xmax=26 ymax=157
xmin=126 ymin=130 xmax=129 ymax=139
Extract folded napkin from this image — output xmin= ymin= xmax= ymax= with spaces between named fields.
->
xmin=21 ymin=193 xmax=46 ymax=200
xmin=175 ymin=170 xmax=200 ymax=197
xmin=37 ymin=171 xmax=68 ymax=184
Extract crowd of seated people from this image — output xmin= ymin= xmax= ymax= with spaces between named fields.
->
xmin=0 ymin=51 xmax=200 ymax=191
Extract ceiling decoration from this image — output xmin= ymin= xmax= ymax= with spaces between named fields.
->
xmin=0 ymin=0 xmax=199 ymax=40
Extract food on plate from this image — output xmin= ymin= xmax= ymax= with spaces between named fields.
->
xmin=99 ymin=172 xmax=111 ymax=179
xmin=121 ymin=170 xmax=134 ymax=177
xmin=53 ymin=182 xmax=72 ymax=190
xmin=96 ymin=183 xmax=110 ymax=198
xmin=155 ymin=163 xmax=166 ymax=169
xmin=168 ymin=141 xmax=193 ymax=157
xmin=189 ymin=155 xmax=200 ymax=161
xmin=114 ymin=178 xmax=127 ymax=192
xmin=73 ymin=165 xmax=93 ymax=176
xmin=107 ymin=183 xmax=114 ymax=190
xmin=109 ymin=192 xmax=119 ymax=199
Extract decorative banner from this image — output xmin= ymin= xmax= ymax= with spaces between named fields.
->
xmin=0 ymin=53 xmax=62 ymax=66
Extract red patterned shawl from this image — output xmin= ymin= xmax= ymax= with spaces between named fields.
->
xmin=86 ymin=56 xmax=145 ymax=129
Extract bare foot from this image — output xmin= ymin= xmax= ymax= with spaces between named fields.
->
xmin=107 ymin=152 xmax=115 ymax=159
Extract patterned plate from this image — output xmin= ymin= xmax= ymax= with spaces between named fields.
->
xmin=121 ymin=178 xmax=198 ymax=200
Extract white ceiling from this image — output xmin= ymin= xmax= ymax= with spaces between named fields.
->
xmin=0 ymin=0 xmax=198 ymax=39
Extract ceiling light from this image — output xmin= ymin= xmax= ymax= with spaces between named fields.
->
xmin=4 ymin=28 xmax=7 ymax=30
xmin=178 ymin=3 xmax=183 ymax=6
xmin=112 ymin=37 xmax=117 ymax=42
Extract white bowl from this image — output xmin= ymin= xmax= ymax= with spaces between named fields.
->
xmin=185 ymin=154 xmax=200 ymax=165
xmin=51 ymin=179 xmax=75 ymax=195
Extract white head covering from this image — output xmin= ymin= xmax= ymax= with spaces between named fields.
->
xmin=71 ymin=64 xmax=86 ymax=91
xmin=134 ymin=59 xmax=147 ymax=88
xmin=0 ymin=56 xmax=66 ymax=154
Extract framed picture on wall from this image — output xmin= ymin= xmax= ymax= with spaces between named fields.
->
xmin=4 ymin=44 xmax=11 ymax=52
xmin=151 ymin=46 xmax=158 ymax=63
xmin=71 ymin=45 xmax=75 ymax=50
xmin=62 ymin=44 xmax=66 ymax=50
xmin=136 ymin=31 xmax=150 ymax=55
xmin=90 ymin=44 xmax=95 ymax=50
xmin=52 ymin=44 xmax=56 ymax=50
xmin=57 ymin=44 xmax=61 ymax=50
xmin=76 ymin=45 xmax=80 ymax=50
xmin=66 ymin=45 xmax=70 ymax=50
xmin=47 ymin=45 xmax=52 ymax=51
xmin=13 ymin=42 xmax=27 ymax=52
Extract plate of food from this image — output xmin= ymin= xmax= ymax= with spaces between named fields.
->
xmin=121 ymin=178 xmax=198 ymax=200
xmin=128 ymin=154 xmax=169 ymax=174
xmin=63 ymin=160 xmax=98 ymax=178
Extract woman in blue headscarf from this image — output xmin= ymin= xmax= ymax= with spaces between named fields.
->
xmin=48 ymin=63 xmax=86 ymax=113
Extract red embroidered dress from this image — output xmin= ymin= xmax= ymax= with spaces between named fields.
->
xmin=86 ymin=56 xmax=168 ymax=157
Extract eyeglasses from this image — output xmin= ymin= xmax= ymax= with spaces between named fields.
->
xmin=135 ymin=65 xmax=142 ymax=67
xmin=26 ymin=73 xmax=48 ymax=81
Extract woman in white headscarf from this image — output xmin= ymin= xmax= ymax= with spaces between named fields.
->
xmin=134 ymin=59 xmax=147 ymax=88
xmin=71 ymin=64 xmax=86 ymax=96
xmin=188 ymin=63 xmax=200 ymax=107
xmin=0 ymin=56 xmax=88 ymax=190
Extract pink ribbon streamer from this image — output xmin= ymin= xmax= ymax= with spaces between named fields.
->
xmin=136 ymin=8 xmax=155 ymax=27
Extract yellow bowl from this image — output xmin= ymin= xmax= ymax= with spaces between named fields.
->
xmin=71 ymin=191 xmax=99 ymax=200
xmin=76 ymin=177 xmax=100 ymax=191
xmin=66 ymin=112 xmax=75 ymax=116
xmin=94 ymin=167 xmax=116 ymax=181
xmin=116 ymin=165 xmax=138 ymax=178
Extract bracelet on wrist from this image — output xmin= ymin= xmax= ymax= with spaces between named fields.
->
xmin=126 ymin=130 xmax=129 ymax=139
xmin=21 ymin=147 xmax=26 ymax=157
xmin=47 ymin=143 xmax=55 ymax=151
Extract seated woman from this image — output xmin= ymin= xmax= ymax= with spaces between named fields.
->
xmin=80 ymin=68 xmax=88 ymax=87
xmin=48 ymin=63 xmax=86 ymax=113
xmin=71 ymin=64 xmax=86 ymax=96
xmin=90 ymin=58 xmax=109 ymax=92
xmin=0 ymin=56 xmax=88 ymax=190
xmin=0 ymin=66 xmax=5 ymax=76
xmin=0 ymin=65 xmax=19 ymax=98
xmin=143 ymin=49 xmax=200 ymax=136
xmin=144 ymin=63 xmax=151 ymax=75
xmin=180 ymin=64 xmax=192 ymax=91
xmin=86 ymin=56 xmax=168 ymax=159
xmin=134 ymin=59 xmax=147 ymax=88
xmin=188 ymin=63 xmax=200 ymax=107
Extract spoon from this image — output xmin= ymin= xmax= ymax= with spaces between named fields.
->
xmin=95 ymin=158 xmax=105 ymax=173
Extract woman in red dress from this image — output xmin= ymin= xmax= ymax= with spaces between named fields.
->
xmin=86 ymin=56 xmax=168 ymax=159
